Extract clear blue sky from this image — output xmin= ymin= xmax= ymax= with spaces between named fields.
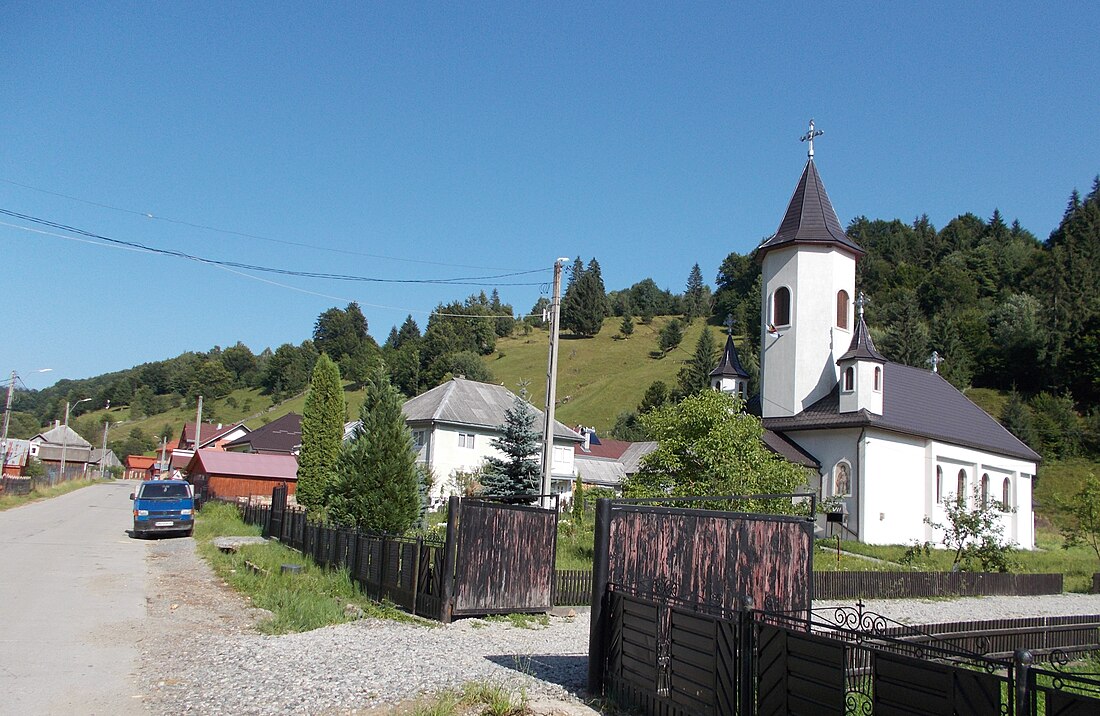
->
xmin=3 ymin=3 xmax=1096 ymax=391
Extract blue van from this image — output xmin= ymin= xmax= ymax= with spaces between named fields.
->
xmin=130 ymin=479 xmax=195 ymax=538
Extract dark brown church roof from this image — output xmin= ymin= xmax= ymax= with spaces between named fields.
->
xmin=756 ymin=160 xmax=864 ymax=259
xmin=710 ymin=333 xmax=750 ymax=379
xmin=762 ymin=363 xmax=1041 ymax=462
xmin=837 ymin=316 xmax=886 ymax=363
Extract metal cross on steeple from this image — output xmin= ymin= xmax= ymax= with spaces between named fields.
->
xmin=855 ymin=291 xmax=868 ymax=320
xmin=929 ymin=350 xmax=945 ymax=374
xmin=800 ymin=119 xmax=824 ymax=159
xmin=724 ymin=313 xmax=736 ymax=335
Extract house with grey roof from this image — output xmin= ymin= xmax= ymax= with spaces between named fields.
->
xmin=720 ymin=125 xmax=1039 ymax=548
xmin=224 ymin=413 xmax=302 ymax=455
xmin=29 ymin=423 xmax=95 ymax=482
xmin=401 ymin=377 xmax=585 ymax=505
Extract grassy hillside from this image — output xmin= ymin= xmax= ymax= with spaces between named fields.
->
xmin=486 ymin=316 xmax=732 ymax=432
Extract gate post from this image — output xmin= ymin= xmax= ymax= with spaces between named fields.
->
xmin=440 ymin=495 xmax=461 ymax=624
xmin=587 ymin=497 xmax=612 ymax=696
xmin=1014 ymin=649 xmax=1033 ymax=715
xmin=739 ymin=597 xmax=755 ymax=716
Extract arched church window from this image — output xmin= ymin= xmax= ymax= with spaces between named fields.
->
xmin=936 ymin=466 xmax=943 ymax=503
xmin=957 ymin=469 xmax=967 ymax=505
xmin=1002 ymin=478 xmax=1011 ymax=509
xmin=837 ymin=290 xmax=849 ymax=329
xmin=981 ymin=473 xmax=990 ymax=506
xmin=874 ymin=367 xmax=881 ymax=391
xmin=773 ymin=287 xmax=791 ymax=327
xmin=834 ymin=462 xmax=851 ymax=496
xmin=843 ymin=367 xmax=854 ymax=391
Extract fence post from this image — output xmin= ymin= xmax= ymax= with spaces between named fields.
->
xmin=440 ymin=495 xmax=460 ymax=624
xmin=1014 ymin=648 xmax=1033 ymax=715
xmin=587 ymin=497 xmax=612 ymax=696
xmin=410 ymin=537 xmax=422 ymax=617
xmin=739 ymin=598 xmax=756 ymax=716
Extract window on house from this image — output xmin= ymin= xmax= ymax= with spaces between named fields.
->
xmin=874 ymin=366 xmax=881 ymax=391
xmin=1002 ymin=478 xmax=1011 ymax=509
xmin=553 ymin=445 xmax=571 ymax=464
xmin=412 ymin=430 xmax=426 ymax=449
xmin=458 ymin=433 xmax=474 ymax=449
xmin=957 ymin=469 xmax=967 ymax=505
xmin=772 ymin=287 xmax=791 ymax=327
xmin=837 ymin=290 xmax=849 ymax=329
xmin=843 ymin=367 xmax=854 ymax=391
xmin=981 ymin=473 xmax=990 ymax=506
xmin=936 ymin=466 xmax=943 ymax=504
xmin=833 ymin=462 xmax=851 ymax=496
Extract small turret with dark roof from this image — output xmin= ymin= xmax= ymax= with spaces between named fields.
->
xmin=710 ymin=320 xmax=751 ymax=398
xmin=837 ymin=293 xmax=885 ymax=415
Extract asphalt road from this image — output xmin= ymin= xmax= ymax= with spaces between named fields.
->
xmin=0 ymin=481 xmax=153 ymax=715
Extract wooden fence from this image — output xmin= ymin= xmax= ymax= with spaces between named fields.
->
xmin=814 ymin=570 xmax=1063 ymax=599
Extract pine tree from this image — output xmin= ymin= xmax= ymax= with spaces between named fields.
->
xmin=677 ymin=326 xmax=718 ymax=397
xmin=684 ymin=263 xmax=708 ymax=320
xmin=480 ymin=394 xmax=542 ymax=502
xmin=620 ymin=311 xmax=634 ymax=338
xmin=296 ymin=354 xmax=346 ymax=510
xmin=659 ymin=319 xmax=684 ymax=353
xmin=329 ymin=367 xmax=420 ymax=533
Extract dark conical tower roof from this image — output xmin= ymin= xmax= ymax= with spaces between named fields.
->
xmin=757 ymin=159 xmax=864 ymax=259
xmin=837 ymin=314 xmax=886 ymax=363
xmin=710 ymin=333 xmax=750 ymax=379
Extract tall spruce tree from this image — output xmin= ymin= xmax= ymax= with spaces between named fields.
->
xmin=480 ymin=394 xmax=542 ymax=502
xmin=296 ymin=353 xmax=346 ymax=509
xmin=684 ymin=263 xmax=710 ymax=320
xmin=677 ymin=326 xmax=718 ymax=397
xmin=561 ymin=257 xmax=610 ymax=336
xmin=329 ymin=367 xmax=420 ymax=532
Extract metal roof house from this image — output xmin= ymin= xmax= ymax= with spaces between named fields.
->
xmin=401 ymin=377 xmax=585 ymax=505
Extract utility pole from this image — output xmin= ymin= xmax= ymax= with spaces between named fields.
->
xmin=99 ymin=420 xmax=110 ymax=479
xmin=194 ymin=395 xmax=203 ymax=457
xmin=59 ymin=397 xmax=90 ymax=484
xmin=540 ymin=258 xmax=569 ymax=509
xmin=1 ymin=370 xmax=14 ymax=469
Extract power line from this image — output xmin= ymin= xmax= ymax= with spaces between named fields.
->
xmin=0 ymin=208 xmax=544 ymax=287
xmin=0 ymin=218 xmax=552 ymax=321
xmin=0 ymin=177 xmax=520 ymax=271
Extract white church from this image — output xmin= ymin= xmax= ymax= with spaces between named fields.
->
xmin=712 ymin=124 xmax=1039 ymax=548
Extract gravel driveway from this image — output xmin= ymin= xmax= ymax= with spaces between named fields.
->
xmin=138 ymin=535 xmax=1100 ymax=715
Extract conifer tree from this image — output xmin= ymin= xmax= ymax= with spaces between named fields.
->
xmin=296 ymin=353 xmax=346 ymax=510
xmin=480 ymin=394 xmax=542 ymax=502
xmin=329 ymin=367 xmax=420 ymax=533
xmin=620 ymin=310 xmax=634 ymax=338
xmin=677 ymin=326 xmax=718 ymax=397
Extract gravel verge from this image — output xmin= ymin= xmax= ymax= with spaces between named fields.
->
xmin=139 ymin=536 xmax=1100 ymax=715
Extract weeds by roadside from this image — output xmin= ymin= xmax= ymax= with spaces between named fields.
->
xmin=484 ymin=613 xmax=550 ymax=630
xmin=398 ymin=680 xmax=531 ymax=716
xmin=0 ymin=477 xmax=108 ymax=511
xmin=195 ymin=501 xmax=432 ymax=633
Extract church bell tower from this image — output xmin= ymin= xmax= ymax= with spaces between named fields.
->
xmin=756 ymin=121 xmax=864 ymax=418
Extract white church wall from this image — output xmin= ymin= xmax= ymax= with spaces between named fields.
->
xmin=760 ymin=245 xmax=855 ymax=417
xmin=860 ymin=429 xmax=928 ymax=545
xmin=927 ymin=440 xmax=1035 ymax=550
xmin=779 ymin=428 xmax=861 ymax=534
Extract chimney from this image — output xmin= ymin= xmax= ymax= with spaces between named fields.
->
xmin=54 ymin=420 xmax=60 ymax=429
xmin=583 ymin=428 xmax=591 ymax=451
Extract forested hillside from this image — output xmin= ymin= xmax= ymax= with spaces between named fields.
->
xmin=7 ymin=178 xmax=1099 ymax=465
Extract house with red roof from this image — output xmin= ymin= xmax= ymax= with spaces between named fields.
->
xmin=185 ymin=449 xmax=298 ymax=501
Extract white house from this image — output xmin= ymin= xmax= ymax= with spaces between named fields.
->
xmin=401 ymin=377 xmax=585 ymax=504
xmin=724 ymin=130 xmax=1040 ymax=548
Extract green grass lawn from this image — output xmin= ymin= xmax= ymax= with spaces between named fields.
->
xmin=195 ymin=501 xmax=426 ymax=633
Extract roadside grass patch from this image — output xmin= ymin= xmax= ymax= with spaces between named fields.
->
xmin=399 ymin=681 xmax=531 ymax=716
xmin=484 ymin=613 xmax=550 ymax=630
xmin=195 ymin=502 xmax=429 ymax=633
xmin=0 ymin=477 xmax=107 ymax=511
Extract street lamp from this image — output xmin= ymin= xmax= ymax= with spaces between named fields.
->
xmin=59 ymin=397 xmax=92 ymax=484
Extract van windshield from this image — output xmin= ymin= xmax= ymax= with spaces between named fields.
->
xmin=139 ymin=483 xmax=190 ymax=499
